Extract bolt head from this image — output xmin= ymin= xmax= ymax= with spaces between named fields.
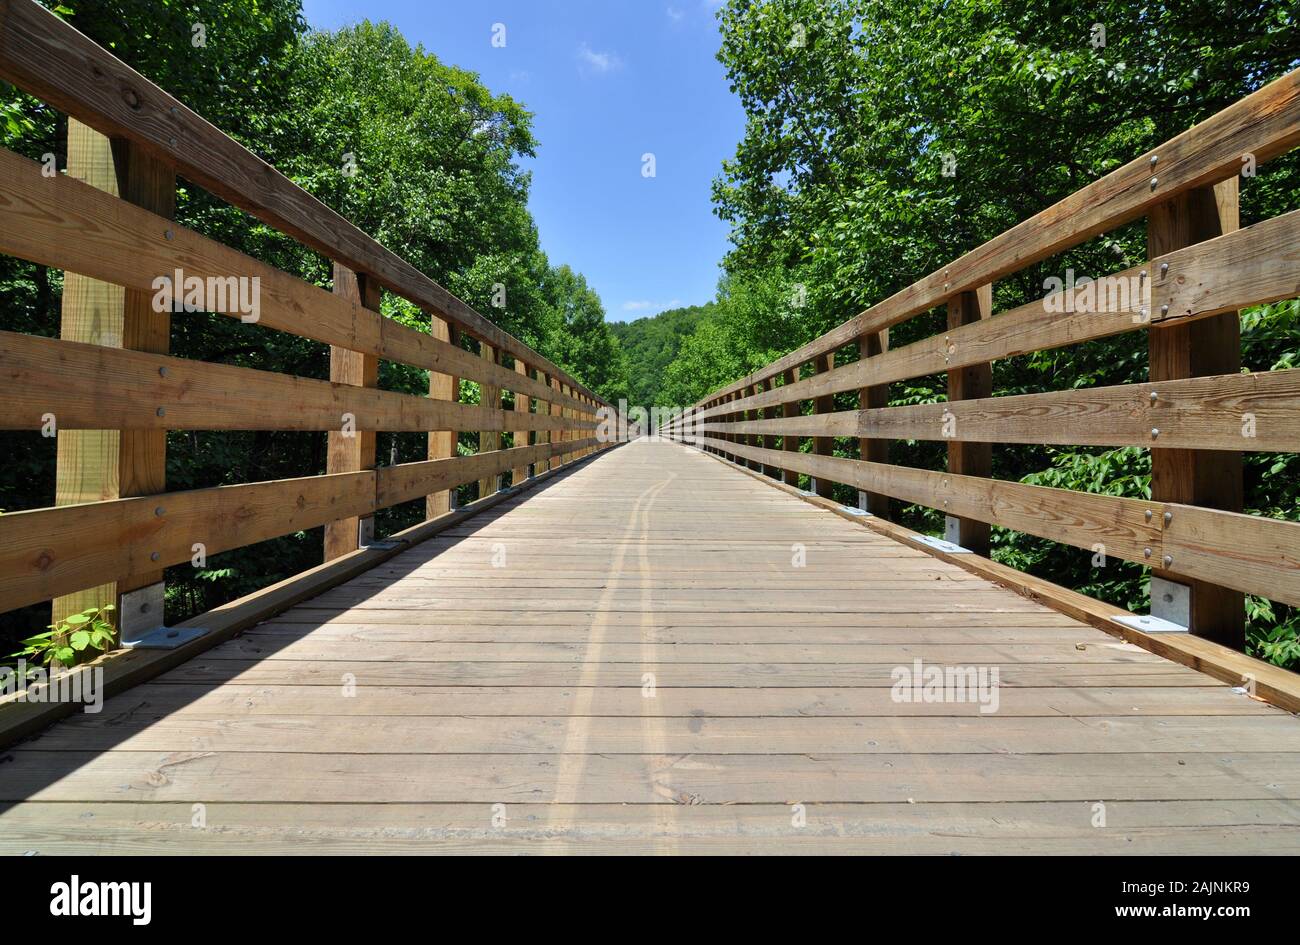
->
xmin=1150 ymin=428 xmax=1159 ymax=438
xmin=1150 ymin=176 xmax=1159 ymax=189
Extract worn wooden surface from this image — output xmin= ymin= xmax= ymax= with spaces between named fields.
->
xmin=2 ymin=439 xmax=1297 ymax=854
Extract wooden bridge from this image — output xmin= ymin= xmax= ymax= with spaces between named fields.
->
xmin=1 ymin=2 xmax=1300 ymax=854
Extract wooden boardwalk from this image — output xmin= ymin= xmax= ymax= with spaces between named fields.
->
xmin=2 ymin=439 xmax=1299 ymax=854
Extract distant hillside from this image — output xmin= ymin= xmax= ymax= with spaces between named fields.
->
xmin=610 ymin=303 xmax=713 ymax=408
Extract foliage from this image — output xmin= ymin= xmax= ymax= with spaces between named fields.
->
xmin=11 ymin=605 xmax=116 ymax=670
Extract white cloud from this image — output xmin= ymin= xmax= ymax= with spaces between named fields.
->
xmin=622 ymin=299 xmax=683 ymax=313
xmin=577 ymin=43 xmax=622 ymax=75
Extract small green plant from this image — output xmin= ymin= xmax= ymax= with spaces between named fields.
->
xmin=11 ymin=605 xmax=116 ymax=670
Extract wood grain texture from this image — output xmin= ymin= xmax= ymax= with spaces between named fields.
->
xmin=2 ymin=440 xmax=1296 ymax=853
xmin=0 ymin=146 xmax=594 ymax=414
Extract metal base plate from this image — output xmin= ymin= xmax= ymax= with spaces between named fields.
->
xmin=361 ymin=540 xmax=402 ymax=551
xmin=839 ymin=506 xmax=873 ymax=516
xmin=122 ymin=625 xmax=209 ymax=649
xmin=1113 ymin=614 xmax=1188 ymax=634
xmin=914 ymin=535 xmax=972 ymax=554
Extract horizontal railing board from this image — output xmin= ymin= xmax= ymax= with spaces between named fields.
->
xmin=696 ymin=67 xmax=1300 ymax=407
xmin=697 ymin=368 xmax=1300 ymax=452
xmin=0 ymin=148 xmax=594 ymax=416
xmin=677 ymin=210 xmax=1300 ymax=423
xmin=0 ymin=439 xmax=611 ymax=613
xmin=1162 ymin=505 xmax=1300 ymax=608
xmin=0 ymin=330 xmax=597 ymax=434
xmin=712 ymin=439 xmax=1163 ymax=563
xmin=376 ymin=438 xmax=600 ymax=508
xmin=0 ymin=0 xmax=603 ymax=404
xmin=697 ymin=438 xmax=1300 ymax=608
xmin=0 ymin=471 xmax=376 ymax=614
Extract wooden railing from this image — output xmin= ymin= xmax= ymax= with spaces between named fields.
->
xmin=662 ymin=67 xmax=1300 ymax=652
xmin=0 ymin=2 xmax=612 ymax=627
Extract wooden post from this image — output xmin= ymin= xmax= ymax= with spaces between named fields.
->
xmin=478 ymin=341 xmax=500 ymax=499
xmin=749 ymin=383 xmax=764 ymax=470
xmin=812 ymin=353 xmax=836 ymax=497
xmin=758 ymin=378 xmax=778 ymax=478
xmin=858 ymin=329 xmax=891 ymax=516
xmin=535 ymin=371 xmax=550 ymax=474
xmin=512 ymin=359 xmax=530 ymax=485
xmin=426 ymin=317 xmax=459 ymax=518
xmin=324 ymin=263 xmax=381 ymax=560
xmin=54 ymin=120 xmax=175 ymax=627
xmin=945 ymin=285 xmax=993 ymax=556
xmin=781 ymin=368 xmax=799 ymax=486
xmin=550 ymin=377 xmax=563 ymax=466
xmin=1148 ymin=178 xmax=1245 ymax=649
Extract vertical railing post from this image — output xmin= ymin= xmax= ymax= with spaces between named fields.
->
xmin=325 ymin=263 xmax=382 ymax=559
xmin=54 ymin=120 xmax=175 ymax=629
xmin=759 ymin=377 xmax=778 ymax=478
xmin=550 ymin=377 xmax=563 ymax=466
xmin=811 ymin=353 xmax=836 ymax=497
xmin=945 ymin=285 xmax=993 ymax=555
xmin=781 ymin=368 xmax=799 ymax=486
xmin=478 ymin=341 xmax=500 ymax=499
xmin=1147 ymin=178 xmax=1245 ymax=648
xmin=857 ymin=329 xmax=891 ymax=516
xmin=426 ymin=317 xmax=459 ymax=518
xmin=512 ymin=358 xmax=530 ymax=485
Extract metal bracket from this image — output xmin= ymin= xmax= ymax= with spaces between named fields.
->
xmin=914 ymin=535 xmax=972 ymax=554
xmin=1150 ymin=576 xmax=1191 ymax=628
xmin=123 ymin=625 xmax=209 ymax=649
xmin=119 ymin=583 xmax=209 ymax=649
xmin=797 ymin=490 xmax=817 ymax=498
xmin=357 ymin=516 xmax=376 ymax=548
xmin=1113 ymin=613 xmax=1188 ymax=634
xmin=839 ymin=506 xmax=873 ymax=517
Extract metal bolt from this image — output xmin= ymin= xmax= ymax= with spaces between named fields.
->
xmin=154 ymin=506 xmax=165 ymax=517
xmin=1162 ymin=555 xmax=1173 ymax=567
xmin=150 ymin=551 xmax=160 ymax=562
xmin=168 ymin=137 xmax=177 ymax=147
xmin=159 ymin=366 xmax=169 ymax=378
xmin=156 ymin=407 xmax=166 ymax=417
xmin=1144 ymin=547 xmax=1153 ymax=558
xmin=1139 ymin=307 xmax=1148 ymax=319
xmin=1160 ymin=304 xmax=1169 ymax=316
xmin=1150 ymin=428 xmax=1159 ymax=439
xmin=1160 ymin=262 xmax=1169 ymax=277
xmin=1149 ymin=155 xmax=1158 ymax=166
xmin=1149 ymin=391 xmax=1158 ymax=402
xmin=1139 ymin=270 xmax=1148 ymax=280
xmin=170 ymin=106 xmax=178 ymax=116
xmin=1150 ymin=176 xmax=1159 ymax=190
xmin=1144 ymin=509 xmax=1153 ymax=521
xmin=1163 ymin=511 xmax=1172 ymax=524
xmin=164 ymin=229 xmax=174 ymax=241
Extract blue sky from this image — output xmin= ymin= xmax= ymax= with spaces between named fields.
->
xmin=301 ymin=0 xmax=744 ymax=322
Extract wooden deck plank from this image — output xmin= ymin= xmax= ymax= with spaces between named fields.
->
xmin=2 ymin=438 xmax=1297 ymax=853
